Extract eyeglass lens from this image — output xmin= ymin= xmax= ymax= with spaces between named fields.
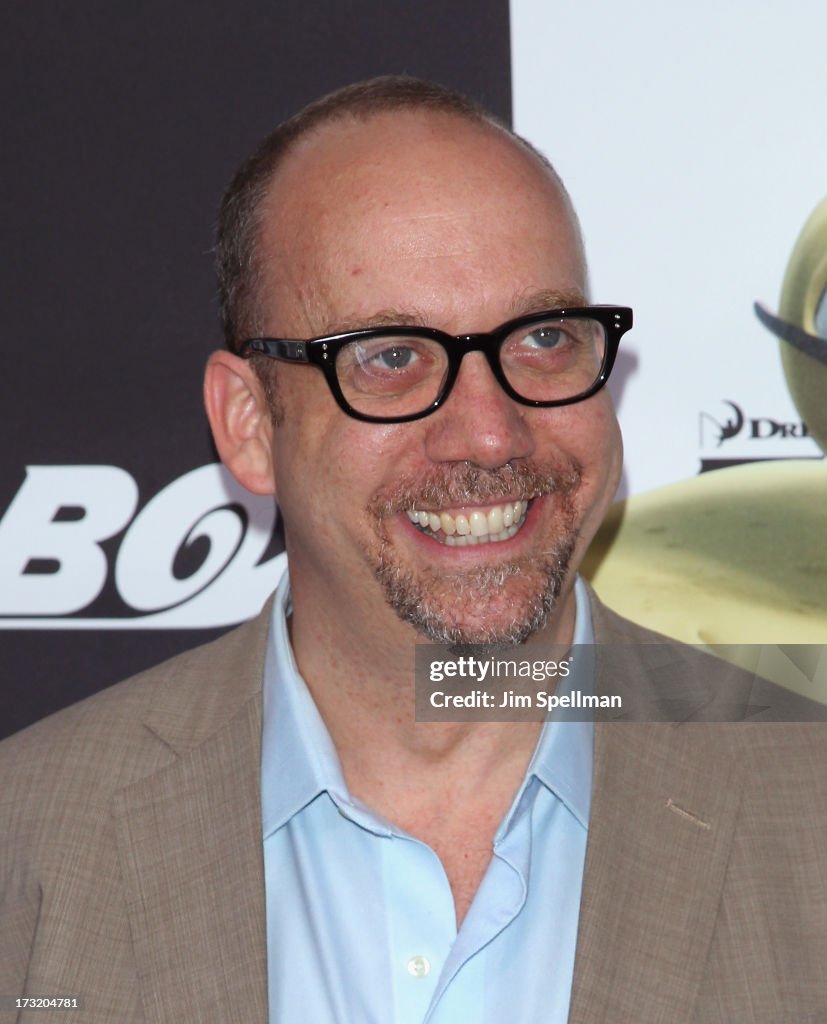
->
xmin=334 ymin=316 xmax=607 ymax=417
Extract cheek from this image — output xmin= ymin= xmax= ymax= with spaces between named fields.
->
xmin=271 ymin=378 xmax=410 ymax=514
xmin=584 ymin=397 xmax=623 ymax=470
xmin=537 ymin=397 xmax=622 ymax=504
xmin=538 ymin=392 xmax=619 ymax=453
xmin=573 ymin=400 xmax=623 ymax=526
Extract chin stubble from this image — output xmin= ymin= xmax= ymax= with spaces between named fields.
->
xmin=368 ymin=460 xmax=581 ymax=646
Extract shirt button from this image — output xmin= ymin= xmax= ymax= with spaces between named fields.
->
xmin=407 ymin=956 xmax=431 ymax=978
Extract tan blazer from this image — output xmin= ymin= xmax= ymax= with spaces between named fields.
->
xmin=2 ymin=594 xmax=827 ymax=1023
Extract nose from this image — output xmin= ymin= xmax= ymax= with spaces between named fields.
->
xmin=423 ymin=352 xmax=535 ymax=468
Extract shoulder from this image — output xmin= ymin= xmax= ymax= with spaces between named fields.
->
xmin=0 ymin=604 xmax=273 ymax=997
xmin=588 ymin=578 xmax=827 ymax=706
xmin=586 ymin=591 xmax=827 ymax=788
xmin=586 ymin=582 xmax=686 ymax=646
xmin=0 ymin=604 xmax=272 ymax=862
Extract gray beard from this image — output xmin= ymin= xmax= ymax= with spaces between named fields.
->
xmin=374 ymin=536 xmax=575 ymax=645
xmin=367 ymin=459 xmax=581 ymax=646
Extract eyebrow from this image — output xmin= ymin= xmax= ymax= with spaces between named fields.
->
xmin=321 ymin=308 xmax=431 ymax=335
xmin=319 ymin=289 xmax=590 ymax=337
xmin=511 ymin=288 xmax=589 ymax=315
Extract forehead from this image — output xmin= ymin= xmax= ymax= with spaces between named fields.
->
xmin=256 ymin=110 xmax=586 ymax=334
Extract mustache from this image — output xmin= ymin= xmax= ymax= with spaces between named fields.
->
xmin=370 ymin=459 xmax=582 ymax=516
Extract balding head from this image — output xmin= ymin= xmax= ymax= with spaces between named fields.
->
xmin=215 ymin=75 xmax=585 ymax=350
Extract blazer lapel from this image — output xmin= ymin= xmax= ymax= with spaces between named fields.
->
xmin=569 ymin=596 xmax=744 ymax=1023
xmin=111 ymin=608 xmax=273 ymax=1024
xmin=114 ymin=695 xmax=268 ymax=1023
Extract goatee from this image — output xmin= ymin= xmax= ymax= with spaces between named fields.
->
xmin=368 ymin=459 xmax=581 ymax=646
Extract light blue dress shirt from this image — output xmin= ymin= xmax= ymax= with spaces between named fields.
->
xmin=261 ymin=574 xmax=594 ymax=1023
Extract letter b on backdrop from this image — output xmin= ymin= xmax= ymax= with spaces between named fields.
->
xmin=0 ymin=464 xmax=284 ymax=626
xmin=0 ymin=466 xmax=138 ymax=614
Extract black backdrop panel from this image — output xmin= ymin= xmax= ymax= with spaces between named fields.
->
xmin=1 ymin=1 xmax=511 ymax=739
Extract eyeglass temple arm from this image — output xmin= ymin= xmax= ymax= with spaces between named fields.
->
xmin=244 ymin=339 xmax=309 ymax=362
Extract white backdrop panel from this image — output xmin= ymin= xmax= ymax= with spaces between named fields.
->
xmin=511 ymin=0 xmax=826 ymax=496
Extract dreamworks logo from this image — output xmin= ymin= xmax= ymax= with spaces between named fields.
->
xmin=699 ymin=400 xmax=810 ymax=448
xmin=0 ymin=464 xmax=286 ymax=628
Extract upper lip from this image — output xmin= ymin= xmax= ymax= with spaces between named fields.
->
xmin=408 ymin=496 xmax=533 ymax=511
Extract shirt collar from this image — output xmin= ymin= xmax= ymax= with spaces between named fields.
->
xmin=521 ymin=576 xmax=594 ymax=830
xmin=260 ymin=569 xmax=348 ymax=838
xmin=261 ymin=572 xmax=594 ymax=839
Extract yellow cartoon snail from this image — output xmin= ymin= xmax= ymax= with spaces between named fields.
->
xmin=582 ymin=195 xmax=827 ymax=697
xmin=755 ymin=195 xmax=827 ymax=453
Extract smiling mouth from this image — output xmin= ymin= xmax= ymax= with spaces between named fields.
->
xmin=405 ymin=500 xmax=529 ymax=546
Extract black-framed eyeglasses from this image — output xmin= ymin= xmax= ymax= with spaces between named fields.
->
xmin=239 ymin=305 xmax=633 ymax=424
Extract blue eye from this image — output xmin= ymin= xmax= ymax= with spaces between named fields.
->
xmin=369 ymin=345 xmax=418 ymax=370
xmin=525 ymin=327 xmax=565 ymax=349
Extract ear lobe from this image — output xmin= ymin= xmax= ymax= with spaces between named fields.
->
xmin=203 ymin=351 xmax=277 ymax=496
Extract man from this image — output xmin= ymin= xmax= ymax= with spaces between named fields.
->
xmin=2 ymin=78 xmax=826 ymax=1023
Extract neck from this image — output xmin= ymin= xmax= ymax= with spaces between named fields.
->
xmin=286 ymin=571 xmax=578 ymax=803
xmin=283 ymin=564 xmax=581 ymax=927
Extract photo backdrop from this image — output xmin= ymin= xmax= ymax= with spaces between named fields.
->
xmin=511 ymin=0 xmax=826 ymax=494
xmin=3 ymin=1 xmax=825 ymax=738
xmin=0 ymin=0 xmax=512 ymax=738
xmin=512 ymin=0 xmax=827 ymax=670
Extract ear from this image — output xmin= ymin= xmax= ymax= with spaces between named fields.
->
xmin=204 ymin=350 xmax=277 ymax=496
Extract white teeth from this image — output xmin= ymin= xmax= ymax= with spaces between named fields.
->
xmin=469 ymin=510 xmax=487 ymax=537
xmin=443 ymin=522 xmax=523 ymax=546
xmin=406 ymin=500 xmax=529 ymax=545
